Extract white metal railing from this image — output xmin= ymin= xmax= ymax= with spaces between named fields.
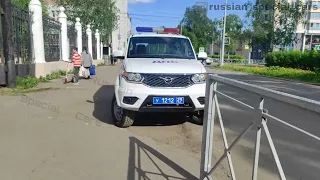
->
xmin=199 ymin=74 xmax=320 ymax=180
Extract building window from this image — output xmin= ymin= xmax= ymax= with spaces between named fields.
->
xmin=310 ymin=23 xmax=320 ymax=29
xmin=311 ymin=1 xmax=320 ymax=7
xmin=310 ymin=12 xmax=320 ymax=20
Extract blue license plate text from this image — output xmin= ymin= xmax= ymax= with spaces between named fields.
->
xmin=153 ymin=97 xmax=184 ymax=104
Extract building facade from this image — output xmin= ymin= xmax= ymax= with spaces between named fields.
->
xmin=295 ymin=1 xmax=320 ymax=50
xmin=45 ymin=0 xmax=132 ymax=56
xmin=270 ymin=0 xmax=320 ymax=51
xmin=111 ymin=0 xmax=132 ymax=55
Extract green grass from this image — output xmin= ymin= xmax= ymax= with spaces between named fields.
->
xmin=0 ymin=87 xmax=60 ymax=96
xmin=215 ymin=65 xmax=320 ymax=84
xmin=16 ymin=70 xmax=70 ymax=89
xmin=0 ymin=69 xmax=74 ymax=95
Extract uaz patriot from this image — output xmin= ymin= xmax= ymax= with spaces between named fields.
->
xmin=111 ymin=27 xmax=208 ymax=128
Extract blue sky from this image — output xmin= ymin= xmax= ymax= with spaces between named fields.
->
xmin=128 ymin=0 xmax=253 ymax=33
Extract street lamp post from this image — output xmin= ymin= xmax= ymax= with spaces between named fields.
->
xmin=220 ymin=0 xmax=227 ymax=66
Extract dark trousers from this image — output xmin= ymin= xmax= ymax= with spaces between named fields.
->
xmin=74 ymin=66 xmax=80 ymax=83
xmin=110 ymin=55 xmax=114 ymax=65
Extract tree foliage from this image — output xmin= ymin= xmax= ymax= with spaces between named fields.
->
xmin=180 ymin=5 xmax=216 ymax=52
xmin=12 ymin=0 xmax=48 ymax=16
xmin=55 ymin=0 xmax=118 ymax=43
xmin=246 ymin=0 xmax=307 ymax=52
xmin=212 ymin=14 xmax=247 ymax=55
xmin=224 ymin=14 xmax=244 ymax=54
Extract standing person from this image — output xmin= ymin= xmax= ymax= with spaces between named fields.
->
xmin=110 ymin=54 xmax=114 ymax=65
xmin=109 ymin=44 xmax=114 ymax=66
xmin=72 ymin=47 xmax=81 ymax=85
xmin=81 ymin=46 xmax=93 ymax=79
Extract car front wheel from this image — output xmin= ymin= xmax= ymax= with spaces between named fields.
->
xmin=111 ymin=95 xmax=135 ymax=128
xmin=188 ymin=110 xmax=204 ymax=125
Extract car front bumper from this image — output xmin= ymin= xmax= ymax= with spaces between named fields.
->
xmin=115 ymin=78 xmax=206 ymax=112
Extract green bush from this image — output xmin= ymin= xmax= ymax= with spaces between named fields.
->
xmin=17 ymin=76 xmax=40 ymax=89
xmin=230 ymin=59 xmax=246 ymax=63
xmin=210 ymin=55 xmax=245 ymax=59
xmin=265 ymin=50 xmax=320 ymax=71
xmin=16 ymin=70 xmax=70 ymax=89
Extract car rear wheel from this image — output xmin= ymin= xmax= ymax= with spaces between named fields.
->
xmin=111 ymin=95 xmax=135 ymax=128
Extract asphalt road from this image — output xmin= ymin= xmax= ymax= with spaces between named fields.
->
xmin=205 ymin=68 xmax=320 ymax=180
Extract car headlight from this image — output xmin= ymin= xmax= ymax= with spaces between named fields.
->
xmin=191 ymin=73 xmax=207 ymax=83
xmin=122 ymin=72 xmax=143 ymax=83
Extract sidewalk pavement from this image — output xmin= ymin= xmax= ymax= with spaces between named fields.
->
xmin=2 ymin=64 xmax=320 ymax=180
xmin=0 ymin=65 xmax=230 ymax=180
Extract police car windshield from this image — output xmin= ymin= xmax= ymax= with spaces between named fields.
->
xmin=127 ymin=37 xmax=196 ymax=59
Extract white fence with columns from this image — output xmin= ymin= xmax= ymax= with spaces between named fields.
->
xmin=27 ymin=0 xmax=104 ymax=77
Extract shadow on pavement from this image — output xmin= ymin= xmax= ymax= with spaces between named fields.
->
xmin=92 ymin=85 xmax=189 ymax=127
xmin=127 ymin=136 xmax=198 ymax=180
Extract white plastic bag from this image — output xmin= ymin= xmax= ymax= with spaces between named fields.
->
xmin=79 ymin=66 xmax=89 ymax=78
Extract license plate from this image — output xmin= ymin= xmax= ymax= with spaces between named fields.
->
xmin=153 ymin=97 xmax=184 ymax=104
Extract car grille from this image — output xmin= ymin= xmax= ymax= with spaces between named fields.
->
xmin=141 ymin=74 xmax=194 ymax=88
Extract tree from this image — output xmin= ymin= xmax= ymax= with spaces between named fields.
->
xmin=10 ymin=0 xmax=49 ymax=63
xmin=12 ymin=0 xmax=48 ymax=16
xmin=180 ymin=5 xmax=216 ymax=52
xmin=212 ymin=14 xmax=245 ymax=56
xmin=55 ymin=0 xmax=118 ymax=43
xmin=224 ymin=14 xmax=243 ymax=55
xmin=246 ymin=0 xmax=307 ymax=53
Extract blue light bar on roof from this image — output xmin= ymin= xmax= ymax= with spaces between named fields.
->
xmin=136 ymin=27 xmax=180 ymax=34
xmin=136 ymin=27 xmax=153 ymax=32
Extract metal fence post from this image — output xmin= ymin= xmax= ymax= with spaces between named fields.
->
xmin=28 ymin=12 xmax=34 ymax=64
xmin=200 ymin=78 xmax=216 ymax=180
xmin=252 ymin=97 xmax=264 ymax=180
xmin=261 ymin=111 xmax=286 ymax=180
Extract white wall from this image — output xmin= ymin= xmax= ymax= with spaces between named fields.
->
xmin=112 ymin=0 xmax=131 ymax=55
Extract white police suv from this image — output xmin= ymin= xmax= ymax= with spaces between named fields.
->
xmin=111 ymin=27 xmax=208 ymax=128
